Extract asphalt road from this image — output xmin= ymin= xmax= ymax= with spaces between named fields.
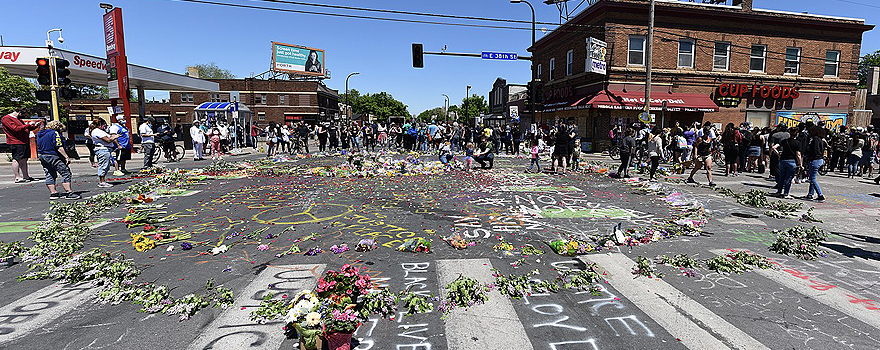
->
xmin=0 ymin=149 xmax=878 ymax=350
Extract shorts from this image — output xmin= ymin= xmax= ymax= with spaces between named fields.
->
xmin=9 ymin=144 xmax=29 ymax=160
xmin=860 ymin=152 xmax=874 ymax=165
xmin=748 ymin=146 xmax=761 ymax=157
xmin=116 ymin=148 xmax=132 ymax=161
xmin=697 ymin=154 xmax=712 ymax=163
xmin=39 ymin=153 xmax=72 ymax=185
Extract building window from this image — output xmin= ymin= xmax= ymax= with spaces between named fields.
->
xmin=181 ymin=92 xmax=193 ymax=103
xmin=746 ymin=111 xmax=771 ymax=128
xmin=258 ymin=112 xmax=266 ymax=121
xmin=536 ymin=64 xmax=542 ymax=80
xmin=254 ymin=94 xmax=263 ymax=105
xmin=549 ymin=58 xmax=555 ymax=80
xmin=261 ymin=93 xmax=268 ymax=105
xmin=279 ymin=94 xmax=286 ymax=105
xmin=784 ymin=47 xmax=801 ymax=75
xmin=210 ymin=93 xmax=222 ymax=102
xmin=713 ymin=42 xmax=730 ymax=71
xmin=678 ymin=39 xmax=695 ymax=68
xmin=750 ymin=45 xmax=766 ymax=72
xmin=628 ymin=36 xmax=646 ymax=66
xmin=824 ymin=50 xmax=840 ymax=77
xmin=566 ymin=50 xmax=573 ymax=76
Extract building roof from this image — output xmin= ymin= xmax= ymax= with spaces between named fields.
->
xmin=0 ymin=46 xmax=218 ymax=91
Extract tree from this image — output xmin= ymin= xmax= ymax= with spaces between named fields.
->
xmin=0 ymin=67 xmax=37 ymax=115
xmin=359 ymin=92 xmax=408 ymax=121
xmin=457 ymin=94 xmax=488 ymax=124
xmin=187 ymin=62 xmax=236 ymax=79
xmin=417 ymin=107 xmax=443 ymax=122
xmin=858 ymin=50 xmax=880 ymax=89
xmin=70 ymin=83 xmax=109 ymax=99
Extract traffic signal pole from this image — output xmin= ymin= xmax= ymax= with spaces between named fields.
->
xmin=48 ymin=57 xmax=60 ymax=122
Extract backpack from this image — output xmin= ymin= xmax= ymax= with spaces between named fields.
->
xmin=676 ymin=135 xmax=687 ymax=150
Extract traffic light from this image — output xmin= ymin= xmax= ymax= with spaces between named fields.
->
xmin=59 ymin=87 xmax=79 ymax=100
xmin=412 ymin=43 xmax=424 ymax=68
xmin=35 ymin=57 xmax=52 ymax=86
xmin=35 ymin=90 xmax=53 ymax=101
xmin=56 ymin=59 xmax=71 ymax=86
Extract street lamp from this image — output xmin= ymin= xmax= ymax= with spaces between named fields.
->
xmin=345 ymin=72 xmax=360 ymax=121
xmin=45 ymin=28 xmax=63 ymax=49
xmin=441 ymin=94 xmax=449 ymax=123
xmin=510 ymin=0 xmax=536 ymax=47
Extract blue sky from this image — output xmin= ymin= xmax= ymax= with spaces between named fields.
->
xmin=2 ymin=0 xmax=878 ymax=114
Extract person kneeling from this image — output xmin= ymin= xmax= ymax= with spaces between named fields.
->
xmin=474 ymin=138 xmax=495 ymax=169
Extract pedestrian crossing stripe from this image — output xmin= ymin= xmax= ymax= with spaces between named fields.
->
xmin=710 ymin=249 xmax=880 ymax=330
xmin=186 ymin=264 xmax=325 ymax=350
xmin=583 ymin=253 xmax=771 ymax=350
xmin=436 ymin=258 xmax=534 ymax=350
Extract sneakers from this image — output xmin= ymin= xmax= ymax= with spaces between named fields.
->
xmin=686 ymin=177 xmax=698 ymax=184
xmin=65 ymin=193 xmax=82 ymax=200
xmin=816 ymin=195 xmax=825 ymax=202
xmin=801 ymin=195 xmax=814 ymax=200
xmin=97 ymin=182 xmax=113 ymax=188
xmin=112 ymin=170 xmax=125 ymax=176
xmin=708 ymin=182 xmax=717 ymax=187
xmin=49 ymin=192 xmax=63 ymax=200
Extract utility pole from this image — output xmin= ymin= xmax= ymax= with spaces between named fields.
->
xmin=644 ymin=0 xmax=655 ymax=125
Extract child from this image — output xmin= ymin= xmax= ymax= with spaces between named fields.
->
xmin=527 ymin=139 xmax=541 ymax=173
xmin=209 ymin=127 xmax=222 ymax=160
xmin=439 ymin=141 xmax=453 ymax=165
xmin=571 ymin=139 xmax=581 ymax=171
xmin=464 ymin=142 xmax=474 ymax=171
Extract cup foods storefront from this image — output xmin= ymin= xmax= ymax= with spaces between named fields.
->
xmin=537 ymin=81 xmax=853 ymax=151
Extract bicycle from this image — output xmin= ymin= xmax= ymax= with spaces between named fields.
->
xmin=291 ymin=137 xmax=307 ymax=154
xmin=608 ymin=146 xmax=620 ymax=160
xmin=162 ymin=142 xmax=185 ymax=162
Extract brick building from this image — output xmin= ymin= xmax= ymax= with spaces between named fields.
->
xmin=170 ymin=79 xmax=339 ymax=126
xmin=529 ymin=0 xmax=873 ymax=150
xmin=488 ymin=78 xmax=530 ymax=126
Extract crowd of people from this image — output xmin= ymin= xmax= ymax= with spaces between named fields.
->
xmin=611 ymin=119 xmax=880 ymax=202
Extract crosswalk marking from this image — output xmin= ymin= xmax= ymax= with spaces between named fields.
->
xmin=710 ymin=249 xmax=880 ymax=330
xmin=186 ymin=264 xmax=325 ymax=350
xmin=436 ymin=258 xmax=534 ymax=350
xmin=0 ymin=282 xmax=97 ymax=343
xmin=584 ymin=253 xmax=771 ymax=350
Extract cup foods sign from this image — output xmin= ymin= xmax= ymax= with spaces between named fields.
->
xmin=716 ymin=83 xmax=800 ymax=100
xmin=587 ymin=37 xmax=607 ymax=75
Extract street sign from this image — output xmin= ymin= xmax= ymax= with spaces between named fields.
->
xmin=509 ymin=106 xmax=519 ymax=121
xmin=481 ymin=52 xmax=518 ymax=60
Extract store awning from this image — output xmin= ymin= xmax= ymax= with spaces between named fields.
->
xmin=542 ymin=95 xmax=592 ymax=112
xmin=194 ymin=102 xmax=250 ymax=113
xmin=586 ymin=90 xmax=719 ymax=112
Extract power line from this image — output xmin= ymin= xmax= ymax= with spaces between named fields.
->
xmin=829 ymin=0 xmax=880 ymax=9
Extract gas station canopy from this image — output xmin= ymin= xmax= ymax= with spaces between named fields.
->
xmin=0 ymin=46 xmax=218 ymax=91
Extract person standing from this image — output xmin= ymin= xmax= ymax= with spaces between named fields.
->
xmin=768 ymin=124 xmax=790 ymax=181
xmin=847 ymin=129 xmax=864 ymax=179
xmin=36 ymin=121 xmax=80 ymax=200
xmin=616 ymin=128 xmax=636 ymax=178
xmin=687 ymin=131 xmax=716 ymax=186
xmin=772 ymin=127 xmax=802 ymax=198
xmin=190 ymin=121 xmax=206 ymax=161
xmin=317 ymin=123 xmax=328 ymax=152
xmin=2 ymin=109 xmax=40 ymax=183
xmin=803 ymin=126 xmax=827 ymax=202
xmin=527 ymin=139 xmax=541 ymax=173
xmin=647 ymin=127 xmax=664 ymax=181
xmin=138 ymin=117 xmax=156 ymax=169
xmin=109 ymin=115 xmax=132 ymax=175
xmin=830 ymin=126 xmax=850 ymax=173
xmin=721 ymin=123 xmax=742 ymax=176
xmin=297 ymin=122 xmax=311 ymax=154
xmin=209 ymin=126 xmax=222 ymax=160
xmin=89 ymin=119 xmax=118 ymax=188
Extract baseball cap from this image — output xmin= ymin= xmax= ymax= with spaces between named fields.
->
xmin=115 ymin=115 xmax=126 ymax=121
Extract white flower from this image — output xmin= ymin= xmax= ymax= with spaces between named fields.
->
xmin=211 ymin=245 xmax=228 ymax=255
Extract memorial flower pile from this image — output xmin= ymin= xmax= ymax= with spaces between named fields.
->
xmin=769 ymin=226 xmax=828 ymax=260
xmin=397 ymin=237 xmax=432 ymax=253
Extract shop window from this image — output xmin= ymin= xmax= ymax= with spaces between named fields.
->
xmin=628 ymin=36 xmax=646 ymax=66
xmin=750 ymin=45 xmax=766 ymax=73
xmin=713 ymin=42 xmax=730 ymax=71
xmin=678 ymin=39 xmax=694 ymax=68
xmin=566 ymin=50 xmax=573 ymax=76
xmin=746 ymin=111 xmax=771 ymax=128
xmin=824 ymin=50 xmax=840 ymax=77
xmin=785 ymin=47 xmax=801 ymax=75
xmin=549 ymin=58 xmax=556 ymax=80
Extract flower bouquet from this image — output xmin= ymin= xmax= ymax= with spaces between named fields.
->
xmin=0 ymin=241 xmax=23 ymax=267
xmin=397 ymin=237 xmax=432 ymax=253
xmin=354 ymin=239 xmax=376 ymax=252
xmin=131 ymin=234 xmax=157 ymax=252
xmin=547 ymin=239 xmax=596 ymax=256
xmin=443 ymin=234 xmax=474 ymax=250
xmin=283 ymin=290 xmax=323 ymax=349
xmin=126 ymin=193 xmax=154 ymax=204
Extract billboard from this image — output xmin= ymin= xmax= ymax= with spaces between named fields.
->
xmin=775 ymin=111 xmax=847 ymax=131
xmin=587 ymin=37 xmax=607 ymax=75
xmin=272 ymin=42 xmax=325 ymax=76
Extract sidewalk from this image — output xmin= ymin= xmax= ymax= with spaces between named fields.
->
xmin=581 ymin=152 xmax=880 ymax=238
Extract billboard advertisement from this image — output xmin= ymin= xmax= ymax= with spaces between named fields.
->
xmin=775 ymin=111 xmax=847 ymax=131
xmin=587 ymin=37 xmax=607 ymax=75
xmin=272 ymin=42 xmax=325 ymax=76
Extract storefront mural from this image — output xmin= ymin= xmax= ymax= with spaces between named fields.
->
xmin=775 ymin=111 xmax=847 ymax=130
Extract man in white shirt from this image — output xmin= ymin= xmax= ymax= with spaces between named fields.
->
xmin=139 ymin=117 xmax=156 ymax=168
xmin=190 ymin=121 xmax=205 ymax=161
xmin=218 ymin=122 xmax=230 ymax=154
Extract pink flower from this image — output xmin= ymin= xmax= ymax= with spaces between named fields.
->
xmin=258 ymin=244 xmax=269 ymax=251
